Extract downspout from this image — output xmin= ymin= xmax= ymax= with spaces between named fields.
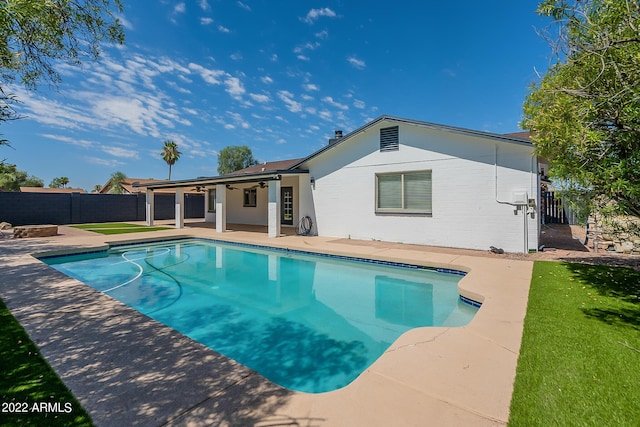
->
xmin=495 ymin=144 xmax=528 ymax=253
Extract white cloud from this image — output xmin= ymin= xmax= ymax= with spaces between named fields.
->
xmin=199 ymin=0 xmax=210 ymax=11
xmin=228 ymin=112 xmax=250 ymax=129
xmin=200 ymin=17 xmax=213 ymax=25
xmin=315 ymin=30 xmax=329 ymax=39
xmin=218 ymin=25 xmax=231 ymax=33
xmin=277 ymin=90 xmax=302 ymax=113
xmin=303 ymin=83 xmax=319 ymax=91
xmin=86 ymin=157 xmax=125 ymax=167
xmin=225 ymin=76 xmax=245 ymax=99
xmin=117 ymin=14 xmax=134 ymax=30
xmin=188 ymin=63 xmax=225 ymax=85
xmin=294 ymin=42 xmax=320 ymax=54
xmin=230 ymin=52 xmax=243 ymax=61
xmin=318 ymin=110 xmax=332 ymax=120
xmin=301 ymin=8 xmax=337 ymax=24
xmin=41 ymin=134 xmax=94 ymax=148
xmin=249 ymin=93 xmax=270 ymax=103
xmin=297 ymin=55 xmax=310 ymax=61
xmin=261 ymin=76 xmax=274 ymax=84
xmin=353 ymin=99 xmax=366 ymax=109
xmin=347 ymin=56 xmax=366 ymax=70
xmin=102 ymin=146 xmax=140 ymax=159
xmin=237 ymin=1 xmax=251 ymax=11
xmin=323 ymin=96 xmax=349 ymax=110
xmin=174 ymin=2 xmax=186 ymax=13
xmin=301 ymin=94 xmax=314 ymax=101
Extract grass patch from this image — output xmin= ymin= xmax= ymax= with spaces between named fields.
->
xmin=509 ymin=261 xmax=640 ymax=426
xmin=72 ymin=223 xmax=142 ymax=229
xmin=71 ymin=223 xmax=171 ymax=235
xmin=0 ymin=299 xmax=93 ymax=426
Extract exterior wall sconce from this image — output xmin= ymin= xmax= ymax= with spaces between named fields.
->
xmin=310 ymin=177 xmax=315 ymax=190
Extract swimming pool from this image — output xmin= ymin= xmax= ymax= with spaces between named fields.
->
xmin=43 ymin=238 xmax=479 ymax=393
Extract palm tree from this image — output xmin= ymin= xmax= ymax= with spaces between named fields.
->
xmin=161 ymin=140 xmax=181 ymax=180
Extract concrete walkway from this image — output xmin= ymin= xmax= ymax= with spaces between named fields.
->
xmin=0 ymin=225 xmax=533 ymax=426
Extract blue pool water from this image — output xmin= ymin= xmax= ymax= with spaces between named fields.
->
xmin=43 ymin=238 xmax=479 ymax=393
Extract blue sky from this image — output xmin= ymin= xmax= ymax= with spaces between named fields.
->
xmin=3 ymin=1 xmax=551 ymax=191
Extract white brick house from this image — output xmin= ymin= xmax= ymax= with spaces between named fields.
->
xmin=140 ymin=116 xmax=539 ymax=253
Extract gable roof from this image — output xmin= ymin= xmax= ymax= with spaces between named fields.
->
xmin=290 ymin=115 xmax=534 ymax=169
xmin=229 ymin=158 xmax=305 ymax=175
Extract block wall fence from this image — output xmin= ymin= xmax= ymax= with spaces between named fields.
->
xmin=0 ymin=192 xmax=204 ymax=226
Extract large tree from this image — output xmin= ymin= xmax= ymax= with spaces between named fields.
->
xmin=524 ymin=0 xmax=640 ymax=223
xmin=0 ymin=162 xmax=43 ymax=190
xmin=161 ymin=140 xmax=181 ymax=180
xmin=217 ymin=145 xmax=258 ymax=175
xmin=107 ymin=171 xmax=126 ymax=194
xmin=0 ymin=0 xmax=125 ymax=145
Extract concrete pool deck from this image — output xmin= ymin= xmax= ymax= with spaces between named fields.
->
xmin=0 ymin=223 xmax=534 ymax=426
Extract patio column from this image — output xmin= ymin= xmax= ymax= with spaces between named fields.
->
xmin=268 ymin=180 xmax=281 ymax=238
xmin=145 ymin=189 xmax=154 ymax=226
xmin=215 ymin=183 xmax=226 ymax=233
xmin=175 ymin=188 xmax=184 ymax=229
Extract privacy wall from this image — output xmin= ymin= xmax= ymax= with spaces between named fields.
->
xmin=0 ymin=192 xmax=204 ymax=226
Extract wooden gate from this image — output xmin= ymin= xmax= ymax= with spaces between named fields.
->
xmin=541 ymin=191 xmax=566 ymax=224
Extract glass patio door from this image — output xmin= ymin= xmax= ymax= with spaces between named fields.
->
xmin=281 ymin=186 xmax=293 ymax=225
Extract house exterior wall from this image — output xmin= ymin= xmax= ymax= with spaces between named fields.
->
xmin=300 ymin=121 xmax=538 ymax=253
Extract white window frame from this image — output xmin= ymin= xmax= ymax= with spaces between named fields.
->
xmin=375 ymin=170 xmax=432 ymax=215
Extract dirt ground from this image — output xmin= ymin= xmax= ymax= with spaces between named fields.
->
xmin=530 ymin=223 xmax=640 ymax=271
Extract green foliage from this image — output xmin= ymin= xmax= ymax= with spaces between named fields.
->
xmin=0 ymin=0 xmax=125 ymax=147
xmin=0 ymin=298 xmax=94 ymax=427
xmin=0 ymin=0 xmax=125 ymax=88
xmin=509 ymin=261 xmax=640 ymax=426
xmin=0 ymin=162 xmax=43 ymax=190
xmin=107 ymin=171 xmax=126 ymax=194
xmin=217 ymin=145 xmax=258 ymax=175
xmin=160 ymin=140 xmax=181 ymax=180
xmin=49 ymin=176 xmax=69 ymax=188
xmin=524 ymin=0 xmax=640 ymax=222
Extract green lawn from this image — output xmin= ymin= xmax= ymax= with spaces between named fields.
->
xmin=71 ymin=222 xmax=171 ymax=234
xmin=0 ymin=299 xmax=93 ymax=427
xmin=509 ymin=261 xmax=640 ymax=426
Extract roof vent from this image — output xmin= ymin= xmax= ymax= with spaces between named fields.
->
xmin=328 ymin=130 xmax=344 ymax=145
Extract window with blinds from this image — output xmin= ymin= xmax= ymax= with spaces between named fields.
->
xmin=380 ymin=126 xmax=399 ymax=151
xmin=376 ymin=171 xmax=432 ymax=214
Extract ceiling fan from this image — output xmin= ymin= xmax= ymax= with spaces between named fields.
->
xmin=247 ymin=181 xmax=267 ymax=190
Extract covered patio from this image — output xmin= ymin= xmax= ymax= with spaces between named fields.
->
xmin=135 ymin=166 xmax=311 ymax=238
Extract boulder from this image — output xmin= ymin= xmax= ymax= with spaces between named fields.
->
xmin=13 ymin=225 xmax=58 ymax=238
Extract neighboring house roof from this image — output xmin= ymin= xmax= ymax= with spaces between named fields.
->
xmin=229 ymin=158 xmax=305 ymax=175
xmin=503 ymin=131 xmax=531 ymax=140
xmin=20 ymin=187 xmax=86 ymax=193
xmin=100 ymin=178 xmax=204 ymax=194
xmin=99 ymin=178 xmax=159 ymax=194
xmin=290 ymin=115 xmax=534 ymax=169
